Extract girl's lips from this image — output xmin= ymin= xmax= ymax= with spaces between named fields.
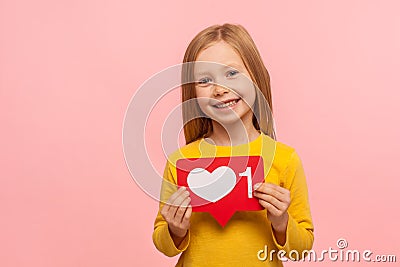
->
xmin=212 ymin=98 xmax=241 ymax=109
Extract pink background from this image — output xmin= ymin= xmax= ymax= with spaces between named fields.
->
xmin=1 ymin=0 xmax=399 ymax=266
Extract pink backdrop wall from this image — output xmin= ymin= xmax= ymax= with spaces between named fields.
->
xmin=1 ymin=0 xmax=399 ymax=266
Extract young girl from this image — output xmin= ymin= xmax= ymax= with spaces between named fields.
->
xmin=152 ymin=23 xmax=314 ymax=266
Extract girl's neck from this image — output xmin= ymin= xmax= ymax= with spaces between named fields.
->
xmin=206 ymin=118 xmax=261 ymax=146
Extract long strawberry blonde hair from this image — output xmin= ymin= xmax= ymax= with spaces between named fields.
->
xmin=181 ymin=23 xmax=276 ymax=144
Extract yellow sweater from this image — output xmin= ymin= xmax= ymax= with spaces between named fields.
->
xmin=152 ymin=133 xmax=314 ymax=266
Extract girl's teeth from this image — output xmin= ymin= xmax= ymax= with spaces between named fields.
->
xmin=216 ymin=100 xmax=238 ymax=108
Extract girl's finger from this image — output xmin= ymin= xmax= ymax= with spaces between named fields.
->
xmin=165 ymin=187 xmax=188 ymax=215
xmin=254 ymin=184 xmax=283 ymax=200
xmin=266 ymin=183 xmax=290 ymax=198
xmin=172 ymin=190 xmax=190 ymax=207
xmin=254 ymin=192 xmax=285 ymax=211
xmin=254 ymin=183 xmax=287 ymax=202
xmin=169 ymin=191 xmax=190 ymax=218
xmin=269 ymin=183 xmax=289 ymax=195
xmin=161 ymin=189 xmax=183 ymax=218
xmin=182 ymin=205 xmax=192 ymax=225
xmin=175 ymin=197 xmax=191 ymax=222
xmin=255 ymin=182 xmax=284 ymax=191
xmin=166 ymin=187 xmax=186 ymax=206
xmin=183 ymin=205 xmax=192 ymax=222
xmin=259 ymin=200 xmax=280 ymax=216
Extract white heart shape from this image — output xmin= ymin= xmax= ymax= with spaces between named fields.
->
xmin=187 ymin=166 xmax=236 ymax=203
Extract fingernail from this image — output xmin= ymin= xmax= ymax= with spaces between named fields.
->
xmin=254 ymin=183 xmax=261 ymax=190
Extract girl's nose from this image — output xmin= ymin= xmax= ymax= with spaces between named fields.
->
xmin=213 ymin=84 xmax=229 ymax=96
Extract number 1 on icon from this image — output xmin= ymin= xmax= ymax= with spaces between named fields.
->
xmin=239 ymin=167 xmax=252 ymax=198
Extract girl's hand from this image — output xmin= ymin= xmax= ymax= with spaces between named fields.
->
xmin=161 ymin=187 xmax=192 ymax=243
xmin=253 ymin=183 xmax=291 ymax=234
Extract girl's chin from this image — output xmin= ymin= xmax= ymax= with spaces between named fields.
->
xmin=207 ymin=113 xmax=245 ymax=125
xmin=205 ymin=107 xmax=254 ymax=127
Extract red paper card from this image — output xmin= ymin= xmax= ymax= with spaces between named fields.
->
xmin=176 ymin=156 xmax=265 ymax=227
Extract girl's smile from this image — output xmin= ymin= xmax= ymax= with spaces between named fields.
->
xmin=212 ymin=98 xmax=241 ymax=110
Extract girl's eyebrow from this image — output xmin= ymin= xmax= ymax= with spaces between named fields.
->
xmin=194 ymin=62 xmax=241 ymax=76
xmin=194 ymin=71 xmax=211 ymax=77
xmin=223 ymin=62 xmax=241 ymax=69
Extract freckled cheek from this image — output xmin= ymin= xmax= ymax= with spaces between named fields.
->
xmin=195 ymin=98 xmax=213 ymax=116
xmin=245 ymin=88 xmax=257 ymax=108
xmin=228 ymin=74 xmax=254 ymax=93
xmin=230 ymin=83 xmax=256 ymax=108
xmin=196 ymin=98 xmax=208 ymax=107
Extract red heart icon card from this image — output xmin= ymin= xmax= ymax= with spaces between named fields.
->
xmin=176 ymin=156 xmax=265 ymax=227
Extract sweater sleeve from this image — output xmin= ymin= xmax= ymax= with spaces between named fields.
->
xmin=152 ymin=160 xmax=191 ymax=257
xmin=271 ymin=149 xmax=314 ymax=259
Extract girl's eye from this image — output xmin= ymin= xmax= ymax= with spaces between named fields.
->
xmin=227 ymin=70 xmax=239 ymax=77
xmin=197 ymin=77 xmax=212 ymax=85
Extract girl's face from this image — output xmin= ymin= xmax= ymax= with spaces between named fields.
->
xmin=194 ymin=41 xmax=256 ymax=126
